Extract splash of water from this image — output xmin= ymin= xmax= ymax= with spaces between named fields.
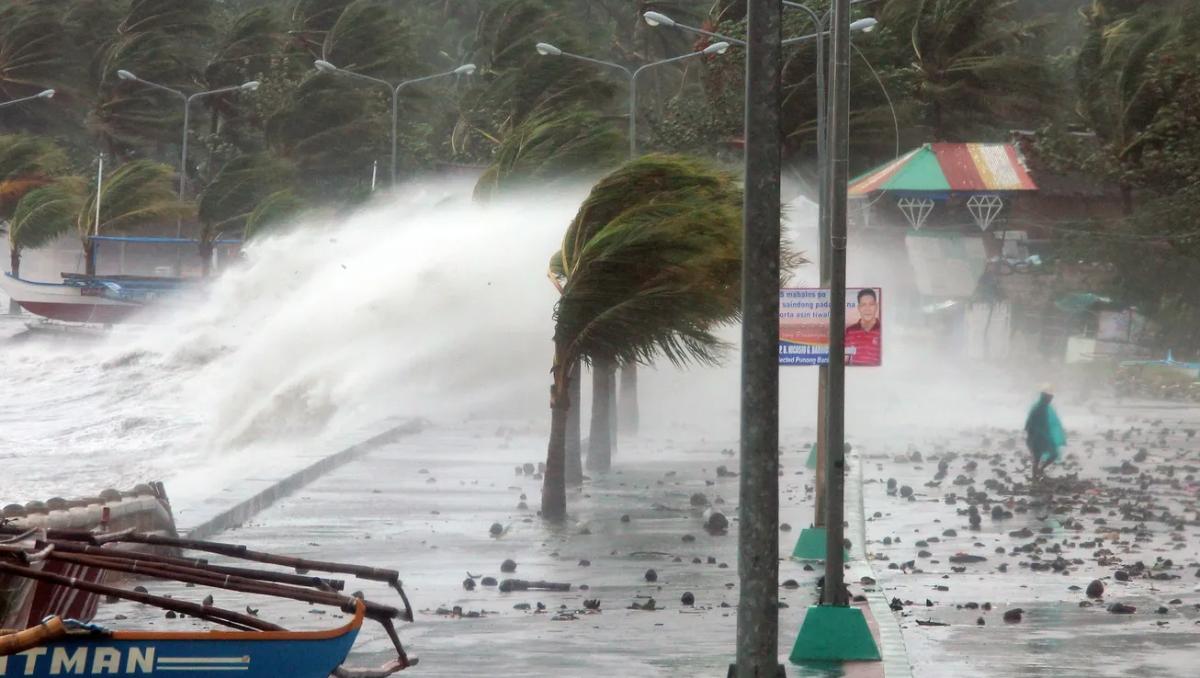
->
xmin=0 ymin=176 xmax=1043 ymax=505
xmin=0 ymin=177 xmax=583 ymax=503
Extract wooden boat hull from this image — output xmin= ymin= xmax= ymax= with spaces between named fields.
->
xmin=0 ymin=274 xmax=142 ymax=324
xmin=0 ymin=485 xmax=177 ymax=629
xmin=0 ymin=606 xmax=364 ymax=678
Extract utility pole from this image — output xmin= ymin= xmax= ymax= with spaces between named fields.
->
xmin=822 ymin=0 xmax=851 ymax=608
xmin=735 ymin=0 xmax=782 ymax=675
xmin=814 ymin=23 xmax=831 ymax=530
xmin=792 ymin=0 xmax=880 ymax=662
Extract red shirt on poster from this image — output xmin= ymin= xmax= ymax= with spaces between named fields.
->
xmin=845 ymin=318 xmax=881 ymax=365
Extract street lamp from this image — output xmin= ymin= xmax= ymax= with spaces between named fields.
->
xmin=645 ymin=10 xmax=875 ymax=46
xmin=647 ymin=4 xmax=880 ymax=532
xmin=313 ymin=60 xmax=475 ymax=187
xmin=0 ymin=89 xmax=56 ymax=109
xmin=117 ymin=70 xmax=259 ymax=205
xmin=534 ymin=42 xmax=730 ymax=158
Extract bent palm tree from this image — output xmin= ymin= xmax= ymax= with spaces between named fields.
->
xmin=198 ymin=153 xmax=295 ymax=274
xmin=70 ymin=160 xmax=190 ymax=275
xmin=543 ymin=155 xmax=743 ymax=520
xmin=243 ymin=189 xmax=306 ymax=240
xmin=8 ymin=176 xmax=85 ymax=279
xmin=0 ymin=135 xmax=69 ymax=220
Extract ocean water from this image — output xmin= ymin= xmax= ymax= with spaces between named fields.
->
xmin=0 ymin=178 xmax=581 ymax=508
xmin=0 ymin=176 xmax=1032 ymax=512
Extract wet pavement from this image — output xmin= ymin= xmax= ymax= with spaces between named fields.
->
xmin=97 ymin=423 xmax=877 ymax=677
xmin=91 ymin=393 xmax=1200 ymax=677
xmin=861 ymin=397 xmax=1200 ymax=677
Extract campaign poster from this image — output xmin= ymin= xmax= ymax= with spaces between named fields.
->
xmin=779 ymin=287 xmax=882 ymax=366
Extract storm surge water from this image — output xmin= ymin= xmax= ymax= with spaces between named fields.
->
xmin=0 ymin=177 xmax=585 ymax=507
xmin=0 ymin=176 xmax=1033 ymax=510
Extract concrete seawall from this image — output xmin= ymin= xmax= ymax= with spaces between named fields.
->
xmin=184 ymin=419 xmax=426 ymax=540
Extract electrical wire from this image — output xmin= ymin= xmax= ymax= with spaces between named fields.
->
xmin=850 ymin=41 xmax=901 ymax=210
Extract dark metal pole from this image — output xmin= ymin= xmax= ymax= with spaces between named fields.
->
xmin=736 ymin=0 xmax=782 ymax=674
xmin=814 ymin=13 xmax=830 ymax=529
xmin=822 ymin=0 xmax=851 ymax=607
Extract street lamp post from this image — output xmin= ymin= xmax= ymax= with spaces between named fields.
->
xmin=534 ymin=41 xmax=730 ymax=158
xmin=647 ymin=5 xmax=878 ymax=534
xmin=313 ymin=60 xmax=475 ymax=187
xmin=736 ymin=1 xmax=783 ymax=673
xmin=117 ymin=71 xmax=259 ymax=206
xmin=0 ymin=89 xmax=55 ymax=110
xmin=644 ymin=10 xmax=875 ymax=47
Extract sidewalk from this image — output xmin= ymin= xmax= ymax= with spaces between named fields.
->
xmin=858 ymin=401 xmax=1200 ymax=677
xmin=95 ymin=423 xmax=911 ymax=677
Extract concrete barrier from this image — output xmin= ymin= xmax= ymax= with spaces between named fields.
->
xmin=185 ymin=419 xmax=426 ymax=540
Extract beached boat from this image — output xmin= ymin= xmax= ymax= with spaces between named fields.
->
xmin=0 ymin=484 xmax=178 ymax=630
xmin=0 ymin=274 xmax=157 ymax=324
xmin=0 ymin=599 xmax=402 ymax=677
xmin=0 ymin=527 xmax=416 ymax=677
xmin=0 ymin=236 xmax=239 ymax=324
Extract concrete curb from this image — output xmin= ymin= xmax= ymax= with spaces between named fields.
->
xmin=184 ymin=419 xmax=425 ymax=540
xmin=846 ymin=452 xmax=913 ymax=678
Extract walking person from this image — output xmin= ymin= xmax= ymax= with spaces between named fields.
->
xmin=1025 ymin=385 xmax=1066 ymax=481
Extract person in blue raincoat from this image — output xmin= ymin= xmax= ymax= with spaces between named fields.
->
xmin=1025 ymin=385 xmax=1066 ymax=480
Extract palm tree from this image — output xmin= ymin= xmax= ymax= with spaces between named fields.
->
xmin=90 ymin=0 xmax=218 ymax=157
xmin=0 ymin=135 xmax=70 ymax=284
xmin=243 ymin=189 xmax=306 ymax=240
xmin=474 ymin=105 xmax=624 ymax=200
xmin=197 ymin=152 xmax=295 ymax=274
xmin=542 ymin=155 xmax=744 ymax=520
xmin=1074 ymin=0 xmax=1180 ymax=212
xmin=0 ymin=135 xmax=68 ymax=219
xmin=8 ymin=176 xmax=84 ymax=280
xmin=454 ymin=0 xmax=620 ymax=166
xmin=74 ymin=159 xmax=190 ymax=275
xmin=878 ymin=0 xmax=1056 ymax=140
xmin=0 ymin=3 xmax=70 ymax=105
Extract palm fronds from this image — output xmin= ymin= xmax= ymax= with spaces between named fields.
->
xmin=9 ymin=176 xmax=85 ymax=252
xmin=244 ymin=189 xmax=306 ymax=240
xmin=75 ymin=159 xmax=191 ymax=242
xmin=553 ymin=154 xmax=743 ymax=369
xmin=199 ymin=153 xmax=296 ymax=235
xmin=0 ymin=135 xmax=69 ymax=218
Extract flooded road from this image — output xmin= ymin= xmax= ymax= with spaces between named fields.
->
xmin=94 ymin=423 xmax=878 ymax=676
xmin=862 ymin=398 xmax=1200 ymax=677
xmin=6 ymin=178 xmax=1200 ymax=676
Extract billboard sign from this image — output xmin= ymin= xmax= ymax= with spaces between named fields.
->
xmin=780 ymin=287 xmax=882 ymax=366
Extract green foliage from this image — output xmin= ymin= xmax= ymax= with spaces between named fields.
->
xmin=264 ymin=74 xmax=385 ymax=203
xmin=455 ymin=0 xmax=621 ymax=165
xmin=553 ymin=154 xmax=744 ymax=368
xmin=0 ymin=135 xmax=70 ymax=218
xmin=76 ymin=159 xmax=190 ymax=241
xmin=90 ymin=0 xmax=218 ymax=154
xmin=244 ymin=188 xmax=305 ymax=240
xmin=877 ymin=0 xmax=1057 ymax=141
xmin=323 ymin=0 xmax=418 ymax=78
xmin=1040 ymin=1 xmax=1200 ymax=351
xmin=475 ymin=107 xmax=624 ymax=200
xmin=0 ymin=2 xmax=71 ymax=100
xmin=9 ymin=176 xmax=86 ymax=253
xmin=198 ymin=152 xmax=296 ymax=239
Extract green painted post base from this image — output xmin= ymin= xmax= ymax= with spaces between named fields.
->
xmin=790 ymin=605 xmax=881 ymax=663
xmin=805 ymin=442 xmax=818 ymax=470
xmin=791 ymin=527 xmax=849 ymax=561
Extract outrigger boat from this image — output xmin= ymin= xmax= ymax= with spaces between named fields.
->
xmin=0 ymin=527 xmax=416 ymax=677
xmin=1 ymin=236 xmax=240 ymax=324
xmin=1 ymin=484 xmax=178 ymax=630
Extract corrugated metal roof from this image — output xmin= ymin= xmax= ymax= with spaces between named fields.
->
xmin=849 ymin=143 xmax=1038 ymax=197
